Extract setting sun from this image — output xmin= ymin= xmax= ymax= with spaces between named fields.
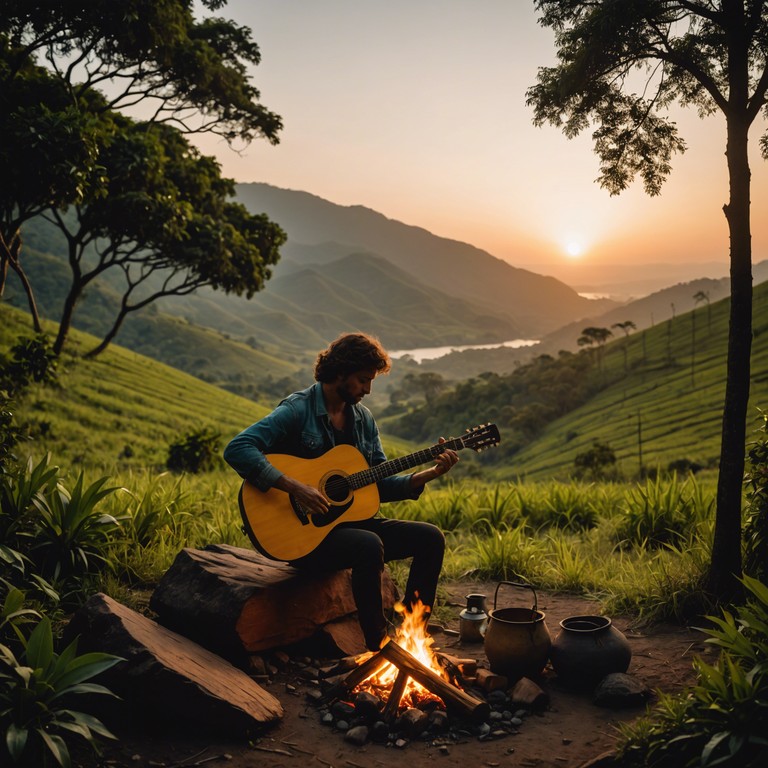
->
xmin=565 ymin=241 xmax=584 ymax=258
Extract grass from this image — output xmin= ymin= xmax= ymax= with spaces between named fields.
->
xmin=0 ymin=297 xmax=732 ymax=625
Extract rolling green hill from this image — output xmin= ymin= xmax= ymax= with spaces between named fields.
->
xmin=0 ymin=303 xmax=274 ymax=471
xmin=0 ymin=303 xmax=416 ymax=472
xmin=6 ymin=272 xmax=768 ymax=484
xmin=2 ymin=247 xmax=304 ymax=401
xmin=493 ymin=279 xmax=768 ymax=480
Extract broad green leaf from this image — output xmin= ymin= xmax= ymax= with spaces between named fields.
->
xmin=38 ymin=728 xmax=71 ymax=768
xmin=25 ymin=617 xmax=54 ymax=671
xmin=5 ymin=722 xmax=29 ymax=760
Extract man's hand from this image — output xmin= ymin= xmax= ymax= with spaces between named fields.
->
xmin=431 ymin=436 xmax=459 ymax=479
xmin=410 ymin=436 xmax=459 ymax=489
xmin=275 ymin=476 xmax=329 ymax=515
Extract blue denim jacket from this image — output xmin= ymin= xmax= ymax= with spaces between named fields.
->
xmin=223 ymin=382 xmax=422 ymax=503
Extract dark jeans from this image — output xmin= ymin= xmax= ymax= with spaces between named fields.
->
xmin=289 ymin=517 xmax=445 ymax=651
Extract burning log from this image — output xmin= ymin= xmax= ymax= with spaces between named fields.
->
xmin=321 ymin=640 xmax=489 ymax=724
xmin=379 ymin=640 xmax=490 ymax=723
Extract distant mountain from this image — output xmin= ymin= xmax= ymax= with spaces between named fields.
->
xmin=235 ymin=183 xmax=618 ymax=336
xmin=158 ymin=251 xmax=522 ymax=349
xmin=534 ymin=262 xmax=768 ymax=357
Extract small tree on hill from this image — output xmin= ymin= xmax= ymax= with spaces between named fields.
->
xmin=574 ymin=440 xmax=617 ymax=481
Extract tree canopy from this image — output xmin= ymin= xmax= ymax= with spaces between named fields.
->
xmin=0 ymin=0 xmax=284 ymax=354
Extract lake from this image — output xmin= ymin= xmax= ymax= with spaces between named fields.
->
xmin=389 ymin=338 xmax=539 ymax=363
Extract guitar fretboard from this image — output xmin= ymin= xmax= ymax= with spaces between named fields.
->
xmin=348 ymin=436 xmax=465 ymax=490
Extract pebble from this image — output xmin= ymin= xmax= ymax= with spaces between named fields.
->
xmin=345 ymin=725 xmax=369 ymax=746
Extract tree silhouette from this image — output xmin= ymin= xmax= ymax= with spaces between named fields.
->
xmin=527 ymin=1 xmax=768 ymax=599
xmin=612 ymin=320 xmax=636 ymax=370
xmin=694 ymin=289 xmax=713 ymax=333
xmin=577 ymin=326 xmax=613 ymax=371
xmin=1 ymin=0 xmax=282 ymax=339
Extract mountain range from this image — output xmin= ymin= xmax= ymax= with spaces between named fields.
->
xmin=8 ymin=181 xmax=763 ymax=390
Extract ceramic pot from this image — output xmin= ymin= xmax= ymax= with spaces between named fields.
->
xmin=550 ymin=615 xmax=631 ymax=689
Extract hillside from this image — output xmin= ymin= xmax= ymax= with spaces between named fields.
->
xmin=0 ymin=303 xmax=273 ymax=471
xmin=159 ymin=251 xmax=522 ymax=349
xmin=0 ymin=303 xmax=416 ymax=472
xmin=5 ymin=274 xmax=768 ymax=484
xmin=2 ymin=246 xmax=304 ymax=401
xmin=492 ymin=280 xmax=768 ymax=479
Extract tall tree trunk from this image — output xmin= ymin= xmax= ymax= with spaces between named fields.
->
xmin=709 ymin=111 xmax=751 ymax=601
xmin=52 ymin=234 xmax=87 ymax=356
xmin=53 ymin=282 xmax=84 ymax=356
xmin=0 ymin=253 xmax=7 ymax=297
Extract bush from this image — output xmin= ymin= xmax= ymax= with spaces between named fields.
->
xmin=616 ymin=575 xmax=768 ymax=767
xmin=166 ymin=428 xmax=222 ymax=474
xmin=0 ymin=616 xmax=120 ymax=767
xmin=744 ymin=410 xmax=768 ymax=583
xmin=573 ymin=440 xmax=618 ymax=481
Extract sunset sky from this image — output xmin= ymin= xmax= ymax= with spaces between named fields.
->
xmin=192 ymin=1 xmax=768 ymax=287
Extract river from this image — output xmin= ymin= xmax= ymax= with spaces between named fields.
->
xmin=389 ymin=338 xmax=539 ymax=363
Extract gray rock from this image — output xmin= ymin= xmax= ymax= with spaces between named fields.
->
xmin=344 ymin=725 xmax=369 ymax=746
xmin=593 ymin=673 xmax=651 ymax=708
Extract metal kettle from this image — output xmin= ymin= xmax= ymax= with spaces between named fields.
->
xmin=459 ymin=593 xmax=488 ymax=642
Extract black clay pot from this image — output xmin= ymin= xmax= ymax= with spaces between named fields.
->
xmin=549 ymin=615 xmax=631 ymax=689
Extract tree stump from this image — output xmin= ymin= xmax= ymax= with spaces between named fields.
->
xmin=65 ymin=593 xmax=283 ymax=735
xmin=150 ymin=543 xmax=398 ymax=661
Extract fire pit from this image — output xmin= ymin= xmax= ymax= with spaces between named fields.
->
xmin=309 ymin=602 xmax=536 ymax=747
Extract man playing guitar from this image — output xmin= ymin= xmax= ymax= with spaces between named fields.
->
xmin=224 ymin=332 xmax=458 ymax=651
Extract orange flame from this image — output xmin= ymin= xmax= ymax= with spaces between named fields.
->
xmin=356 ymin=600 xmax=448 ymax=710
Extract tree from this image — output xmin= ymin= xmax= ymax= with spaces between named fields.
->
xmin=402 ymin=372 xmax=447 ymax=407
xmin=612 ymin=320 xmax=637 ymax=370
xmin=0 ymin=52 xmax=100 ymax=330
xmin=694 ymin=289 xmax=713 ymax=332
xmin=573 ymin=440 xmax=617 ymax=480
xmin=43 ymin=117 xmax=285 ymax=356
xmin=577 ymin=326 xmax=613 ymax=371
xmin=1 ymin=0 xmax=282 ymax=335
xmin=527 ymin=0 xmax=768 ymax=599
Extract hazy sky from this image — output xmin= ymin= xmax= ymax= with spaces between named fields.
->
xmin=192 ymin=1 xmax=768 ymax=284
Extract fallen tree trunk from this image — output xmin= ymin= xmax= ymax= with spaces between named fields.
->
xmin=150 ymin=544 xmax=398 ymax=661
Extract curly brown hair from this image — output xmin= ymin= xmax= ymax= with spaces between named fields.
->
xmin=314 ymin=333 xmax=391 ymax=382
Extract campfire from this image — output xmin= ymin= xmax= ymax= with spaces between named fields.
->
xmin=321 ymin=601 xmax=490 ymax=724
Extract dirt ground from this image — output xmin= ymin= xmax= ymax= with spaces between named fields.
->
xmin=77 ymin=582 xmax=710 ymax=768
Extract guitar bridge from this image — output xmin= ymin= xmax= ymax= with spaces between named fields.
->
xmin=290 ymin=496 xmax=310 ymax=526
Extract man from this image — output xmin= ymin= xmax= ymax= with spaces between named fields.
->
xmin=224 ymin=332 xmax=458 ymax=651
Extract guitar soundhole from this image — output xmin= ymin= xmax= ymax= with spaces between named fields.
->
xmin=323 ymin=473 xmax=351 ymax=503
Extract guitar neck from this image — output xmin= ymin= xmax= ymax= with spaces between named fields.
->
xmin=349 ymin=436 xmax=465 ymax=490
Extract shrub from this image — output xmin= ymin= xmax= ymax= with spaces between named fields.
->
xmin=573 ymin=440 xmax=618 ymax=481
xmin=0 ymin=616 xmax=120 ymax=767
xmin=616 ymin=474 xmax=697 ymax=549
xmin=29 ymin=471 xmax=121 ymax=583
xmin=166 ymin=428 xmax=222 ymax=474
xmin=744 ymin=410 xmax=768 ymax=583
xmin=0 ymin=334 xmax=58 ymax=396
xmin=616 ymin=575 xmax=768 ymax=767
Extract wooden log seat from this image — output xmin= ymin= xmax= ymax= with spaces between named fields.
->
xmin=150 ymin=543 xmax=399 ymax=662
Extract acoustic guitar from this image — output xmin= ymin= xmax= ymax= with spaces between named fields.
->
xmin=238 ymin=423 xmax=500 ymax=561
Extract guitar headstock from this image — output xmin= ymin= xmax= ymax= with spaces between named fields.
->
xmin=462 ymin=423 xmax=501 ymax=452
